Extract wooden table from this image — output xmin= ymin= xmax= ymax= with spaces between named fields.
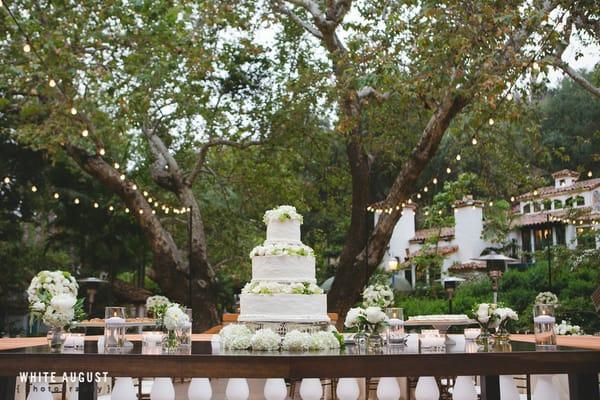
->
xmin=0 ymin=339 xmax=598 ymax=400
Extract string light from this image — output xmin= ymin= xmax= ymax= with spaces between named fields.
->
xmin=432 ymin=178 xmax=438 ymax=184
xmin=423 ymin=187 xmax=428 ymax=192
xmin=119 ymin=174 xmax=125 ymax=181
xmin=438 ymin=210 xmax=442 ymax=215
xmin=456 ymin=154 xmax=461 ymax=161
xmin=488 ymin=118 xmax=494 ymax=126
xmin=532 ymin=62 xmax=540 ymax=71
xmin=70 ymin=107 xmax=77 ymax=115
xmin=446 ymin=167 xmax=451 ymax=174
xmin=125 ymin=208 xmax=130 ymax=213
xmin=143 ymin=191 xmax=148 ymax=197
xmin=471 ymin=137 xmax=478 ymax=145
xmin=48 ymin=79 xmax=56 ymax=88
xmin=31 ymin=185 xmax=37 ymax=192
xmin=488 ymin=201 xmax=494 ymax=207
xmin=108 ymin=205 xmax=114 ymax=211
xmin=152 ymin=210 xmax=156 ymax=215
xmin=506 ymin=93 xmax=513 ymax=101
xmin=3 ymin=177 xmax=9 ymax=184
xmin=81 ymin=129 xmax=88 ymax=137
xmin=510 ymin=196 xmax=515 ymax=202
xmin=53 ymin=193 xmax=59 ymax=199
xmin=131 ymin=184 xmax=138 ymax=190
xmin=533 ymin=190 xmax=538 ymax=196
xmin=93 ymin=202 xmax=99 ymax=208
xmin=148 ymin=197 xmax=153 ymax=203
xmin=417 ymin=193 xmax=422 ymax=199
xmin=23 ymin=44 xmax=31 ymax=53
xmin=139 ymin=209 xmax=144 ymax=215
xmin=424 ymin=211 xmax=429 ymax=216
xmin=74 ymin=198 xmax=80 ymax=204
xmin=99 ymin=148 xmax=105 ymax=156
xmin=114 ymin=163 xmax=120 ymax=169
xmin=588 ymin=171 xmax=593 ymax=178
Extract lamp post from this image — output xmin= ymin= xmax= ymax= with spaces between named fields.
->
xmin=436 ymin=277 xmax=465 ymax=314
xmin=77 ymin=277 xmax=108 ymax=315
xmin=471 ymin=252 xmax=518 ymax=304
xmin=546 ymin=213 xmax=552 ymax=292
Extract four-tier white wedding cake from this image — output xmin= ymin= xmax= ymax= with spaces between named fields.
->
xmin=238 ymin=206 xmax=330 ymax=324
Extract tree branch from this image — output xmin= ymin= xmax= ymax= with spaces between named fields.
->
xmin=187 ymin=138 xmax=264 ymax=185
xmin=274 ymin=1 xmax=323 ymax=39
xmin=357 ymin=86 xmax=391 ymax=103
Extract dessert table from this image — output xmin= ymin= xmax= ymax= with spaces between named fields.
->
xmin=0 ymin=337 xmax=598 ymax=400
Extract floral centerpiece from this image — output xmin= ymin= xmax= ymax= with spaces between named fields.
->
xmin=493 ymin=307 xmax=518 ymax=344
xmin=344 ymin=306 xmax=388 ymax=351
xmin=535 ymin=292 xmax=559 ymax=306
xmin=263 ymin=205 xmax=303 ymax=224
xmin=27 ymin=270 xmax=85 ymax=352
xmin=162 ymin=303 xmax=191 ymax=352
xmin=555 ymin=320 xmax=582 ymax=335
xmin=362 ymin=284 xmax=394 ymax=308
xmin=471 ymin=303 xmax=518 ymax=347
xmin=145 ymin=295 xmax=171 ymax=325
xmin=219 ymin=325 xmax=341 ymax=352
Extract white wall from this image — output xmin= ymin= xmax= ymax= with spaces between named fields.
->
xmin=454 ymin=205 xmax=489 ymax=266
xmin=376 ymin=207 xmax=416 ymax=261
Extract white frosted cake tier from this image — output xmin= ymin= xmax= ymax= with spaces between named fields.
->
xmin=238 ymin=294 xmax=330 ymax=323
xmin=252 ymin=255 xmax=315 ymax=282
xmin=266 ymin=219 xmax=301 ymax=243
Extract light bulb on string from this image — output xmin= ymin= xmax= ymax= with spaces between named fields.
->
xmin=139 ymin=209 xmax=144 ymax=215
xmin=456 ymin=154 xmax=461 ymax=161
xmin=532 ymin=62 xmax=540 ymax=71
xmin=108 ymin=205 xmax=114 ymax=211
xmin=148 ymin=197 xmax=153 ymax=203
xmin=407 ymin=199 xmax=412 ymax=204
xmin=143 ymin=191 xmax=148 ymax=197
xmin=70 ymin=107 xmax=77 ymax=115
xmin=99 ymin=148 xmax=105 ymax=156
xmin=471 ymin=137 xmax=478 ymax=145
xmin=23 ymin=44 xmax=31 ymax=53
xmin=31 ymin=185 xmax=38 ymax=192
xmin=125 ymin=208 xmax=130 ymax=213
xmin=187 ymin=207 xmax=191 ymax=212
xmin=3 ymin=177 xmax=10 ymax=184
xmin=510 ymin=196 xmax=515 ymax=202
xmin=93 ymin=202 xmax=99 ymax=208
xmin=74 ymin=198 xmax=80 ymax=205
xmin=488 ymin=201 xmax=494 ymax=207
xmin=416 ymin=193 xmax=421 ymax=199
xmin=588 ymin=171 xmax=593 ymax=178
xmin=131 ymin=184 xmax=137 ymax=190
xmin=152 ymin=210 xmax=156 ymax=215
xmin=423 ymin=186 xmax=428 ymax=192
xmin=48 ymin=79 xmax=56 ymax=88
xmin=395 ymin=205 xmax=400 ymax=210
xmin=114 ymin=163 xmax=120 ymax=169
xmin=53 ymin=193 xmax=59 ymax=199
xmin=533 ymin=190 xmax=538 ymax=196
xmin=506 ymin=93 xmax=513 ymax=101
xmin=432 ymin=178 xmax=438 ymax=184
xmin=424 ymin=211 xmax=429 ymax=216
xmin=119 ymin=174 xmax=125 ymax=181
xmin=446 ymin=167 xmax=451 ymax=174
xmin=488 ymin=118 xmax=494 ymax=126
xmin=165 ymin=208 xmax=170 ymax=214
xmin=438 ymin=210 xmax=442 ymax=215
xmin=81 ymin=129 xmax=88 ymax=137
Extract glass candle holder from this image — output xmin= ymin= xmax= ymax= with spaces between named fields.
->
xmin=104 ymin=313 xmax=126 ymax=353
xmin=385 ymin=308 xmax=406 ymax=346
xmin=533 ymin=304 xmax=557 ymax=349
xmin=105 ymin=306 xmax=126 ymax=319
xmin=142 ymin=331 xmax=164 ymax=355
xmin=419 ymin=333 xmax=445 ymax=352
xmin=464 ymin=328 xmax=481 ymax=341
xmin=63 ymin=333 xmax=85 ymax=353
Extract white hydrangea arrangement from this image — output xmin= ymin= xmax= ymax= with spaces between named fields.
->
xmin=535 ymin=292 xmax=559 ymax=305
xmin=495 ymin=307 xmax=518 ymax=330
xmin=555 ymin=320 xmax=582 ymax=335
xmin=146 ymin=295 xmax=171 ymax=317
xmin=220 ymin=325 xmax=340 ymax=351
xmin=263 ymin=205 xmax=303 ymax=224
xmin=362 ymin=284 xmax=394 ymax=308
xmin=472 ymin=303 xmax=518 ymax=331
xmin=251 ymin=328 xmax=281 ymax=351
xmin=163 ymin=304 xmax=190 ymax=331
xmin=241 ymin=281 xmax=323 ymax=295
xmin=27 ymin=270 xmax=84 ymax=329
xmin=282 ymin=330 xmax=312 ymax=351
xmin=250 ymin=243 xmax=314 ymax=257
xmin=344 ymin=306 xmax=388 ymax=333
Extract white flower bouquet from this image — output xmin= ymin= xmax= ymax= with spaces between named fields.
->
xmin=344 ymin=306 xmax=388 ymax=334
xmin=221 ymin=324 xmax=253 ymax=350
xmin=263 ymin=205 xmax=303 ymax=224
xmin=555 ymin=320 xmax=582 ymax=335
xmin=495 ymin=307 xmax=518 ymax=331
xmin=162 ymin=303 xmax=191 ymax=350
xmin=251 ymin=328 xmax=281 ymax=351
xmin=471 ymin=303 xmax=499 ymax=331
xmin=282 ymin=330 xmax=312 ymax=351
xmin=535 ymin=292 xmax=559 ymax=305
xmin=146 ymin=295 xmax=171 ymax=317
xmin=27 ymin=270 xmax=84 ymax=329
xmin=362 ymin=284 xmax=394 ymax=308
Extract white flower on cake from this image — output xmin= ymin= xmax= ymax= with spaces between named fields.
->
xmin=282 ymin=330 xmax=311 ymax=351
xmin=241 ymin=281 xmax=323 ymax=295
xmin=163 ymin=304 xmax=190 ymax=331
xmin=535 ymin=291 xmax=559 ymax=305
xmin=251 ymin=328 xmax=281 ymax=351
xmin=221 ymin=324 xmax=253 ymax=350
xmin=250 ymin=243 xmax=314 ymax=258
xmin=309 ymin=331 xmax=341 ymax=351
xmin=263 ymin=205 xmax=303 ymax=224
xmin=362 ymin=284 xmax=394 ymax=308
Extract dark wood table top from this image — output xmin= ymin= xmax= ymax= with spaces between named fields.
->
xmin=0 ymin=339 xmax=598 ymax=378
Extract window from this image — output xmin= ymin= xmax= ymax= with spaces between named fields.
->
xmin=559 ymin=179 xmax=565 ymax=186
xmin=566 ymin=197 xmax=574 ymax=207
xmin=555 ymin=225 xmax=566 ymax=245
xmin=533 ymin=202 xmax=542 ymax=212
xmin=553 ymin=199 xmax=563 ymax=209
xmin=523 ymin=203 xmax=531 ymax=214
xmin=543 ymin=199 xmax=552 ymax=210
xmin=521 ymin=229 xmax=532 ymax=252
xmin=575 ymin=195 xmax=585 ymax=206
xmin=533 ymin=227 xmax=552 ymax=251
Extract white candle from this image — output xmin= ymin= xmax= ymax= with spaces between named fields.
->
xmin=105 ymin=316 xmax=126 ymax=325
xmin=464 ymin=328 xmax=481 ymax=340
xmin=389 ymin=318 xmax=404 ymax=327
xmin=534 ymin=315 xmax=556 ymax=324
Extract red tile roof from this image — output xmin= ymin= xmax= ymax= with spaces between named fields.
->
xmin=511 ymin=208 xmax=598 ymax=228
xmin=409 ymin=227 xmax=455 ymax=243
xmin=449 ymin=261 xmax=487 ymax=271
xmin=552 ymin=169 xmax=580 ymax=179
xmin=516 ymin=178 xmax=600 ymax=201
xmin=408 ymin=245 xmax=459 ymax=258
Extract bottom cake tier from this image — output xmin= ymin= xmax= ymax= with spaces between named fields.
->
xmin=238 ymin=293 xmax=330 ymax=323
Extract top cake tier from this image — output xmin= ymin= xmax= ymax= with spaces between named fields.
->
xmin=263 ymin=205 xmax=303 ymax=244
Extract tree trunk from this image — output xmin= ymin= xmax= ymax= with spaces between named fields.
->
xmin=65 ymin=144 xmax=220 ymax=331
xmin=329 ymin=94 xmax=468 ymax=326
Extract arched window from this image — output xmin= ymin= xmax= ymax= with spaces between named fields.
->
xmin=542 ymin=199 xmax=552 ymax=210
xmin=533 ymin=202 xmax=542 ymax=212
xmin=553 ymin=199 xmax=563 ymax=209
xmin=575 ymin=195 xmax=585 ymax=206
xmin=523 ymin=203 xmax=531 ymax=214
xmin=565 ymin=197 xmax=574 ymax=207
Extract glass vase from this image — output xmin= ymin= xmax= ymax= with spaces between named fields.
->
xmin=353 ymin=331 xmax=368 ymax=349
xmin=476 ymin=330 xmax=492 ymax=352
xmin=367 ymin=332 xmax=384 ymax=353
xmin=163 ymin=329 xmax=179 ymax=353
xmin=47 ymin=326 xmax=66 ymax=353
